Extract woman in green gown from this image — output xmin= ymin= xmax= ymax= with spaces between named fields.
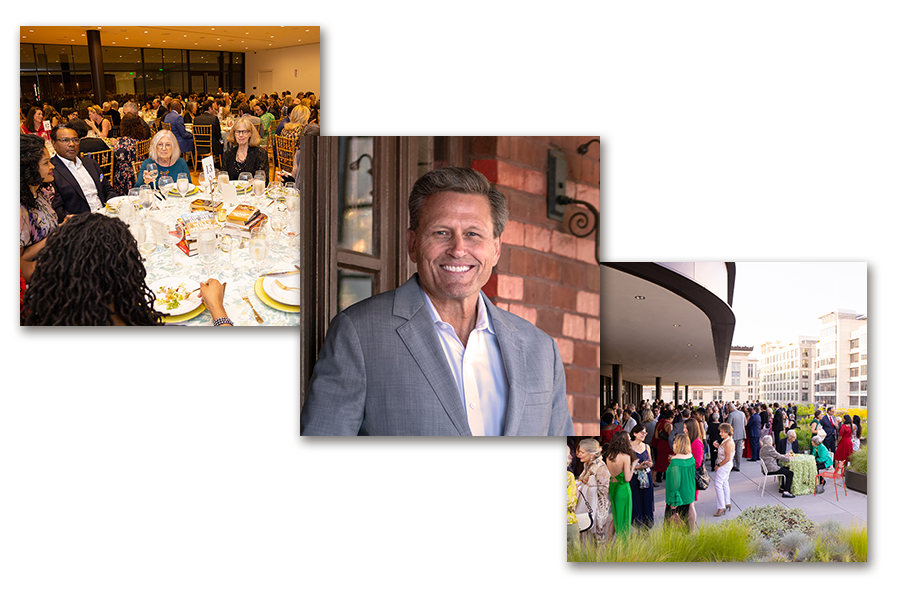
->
xmin=604 ymin=431 xmax=636 ymax=539
xmin=665 ymin=433 xmax=697 ymax=532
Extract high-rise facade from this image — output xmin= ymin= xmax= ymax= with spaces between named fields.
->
xmin=759 ymin=337 xmax=818 ymax=405
xmin=815 ymin=310 xmax=867 ymax=409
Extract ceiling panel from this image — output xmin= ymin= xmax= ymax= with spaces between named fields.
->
xmin=20 ymin=26 xmax=319 ymax=52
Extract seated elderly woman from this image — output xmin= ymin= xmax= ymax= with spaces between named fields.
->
xmin=759 ymin=435 xmax=795 ymax=498
xmin=20 ymin=133 xmax=59 ymax=285
xmin=810 ymin=435 xmax=833 ymax=486
xmin=137 ymin=129 xmax=192 ymax=187
xmin=22 ymin=213 xmax=232 ymax=326
xmin=223 ymin=116 xmax=269 ymax=184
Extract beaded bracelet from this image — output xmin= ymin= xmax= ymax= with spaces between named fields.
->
xmin=213 ymin=317 xmax=233 ymax=326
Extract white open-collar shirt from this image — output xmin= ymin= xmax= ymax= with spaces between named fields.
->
xmin=421 ymin=289 xmax=509 ymax=436
xmin=57 ymin=154 xmax=103 ymax=212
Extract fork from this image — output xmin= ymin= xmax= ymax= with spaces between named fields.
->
xmin=274 ymin=280 xmax=301 ymax=291
xmin=241 ymin=293 xmax=264 ymax=324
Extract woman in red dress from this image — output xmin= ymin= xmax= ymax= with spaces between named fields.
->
xmin=599 ymin=411 xmax=622 ymax=446
xmin=651 ymin=409 xmax=673 ymax=483
xmin=833 ymin=414 xmax=854 ymax=463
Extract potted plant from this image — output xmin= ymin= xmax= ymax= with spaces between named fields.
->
xmin=845 ymin=445 xmax=867 ymax=494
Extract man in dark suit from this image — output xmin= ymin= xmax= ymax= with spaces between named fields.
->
xmin=49 ymin=124 xmax=114 ymax=222
xmin=819 ymin=407 xmax=838 ymax=453
xmin=772 ymin=402 xmax=785 ymax=446
xmin=747 ymin=406 xmax=762 ymax=461
xmin=776 ymin=429 xmax=800 ymax=454
xmin=192 ymin=100 xmax=224 ymax=156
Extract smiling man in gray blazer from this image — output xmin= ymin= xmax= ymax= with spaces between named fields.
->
xmin=301 ymin=167 xmax=574 ymax=436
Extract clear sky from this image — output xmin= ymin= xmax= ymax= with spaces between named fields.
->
xmin=730 ymin=262 xmax=868 ymax=355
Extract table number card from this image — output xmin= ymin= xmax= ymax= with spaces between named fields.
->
xmin=202 ymin=155 xmax=217 ymax=192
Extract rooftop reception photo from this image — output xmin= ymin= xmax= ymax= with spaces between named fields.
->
xmin=19 ymin=26 xmax=320 ymax=325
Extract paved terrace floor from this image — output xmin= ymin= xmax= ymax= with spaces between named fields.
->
xmin=647 ymin=460 xmax=867 ymax=529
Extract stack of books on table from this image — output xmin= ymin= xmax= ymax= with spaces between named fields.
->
xmin=222 ymin=203 xmax=267 ymax=239
xmin=176 ymin=211 xmax=218 ymax=257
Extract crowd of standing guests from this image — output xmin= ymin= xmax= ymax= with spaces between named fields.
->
xmin=567 ymin=399 xmax=861 ymax=547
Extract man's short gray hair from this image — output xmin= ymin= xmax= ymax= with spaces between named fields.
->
xmin=786 ymin=430 xmax=797 ymax=440
xmin=408 ymin=167 xmax=509 ymax=238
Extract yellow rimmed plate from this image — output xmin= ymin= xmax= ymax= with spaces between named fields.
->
xmin=254 ymin=277 xmax=300 ymax=313
xmin=160 ymin=303 xmax=206 ymax=323
xmin=166 ymin=184 xmax=200 ymax=197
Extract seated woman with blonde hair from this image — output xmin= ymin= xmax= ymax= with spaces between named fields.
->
xmin=223 ymin=116 xmax=269 ymax=184
xmin=86 ymin=105 xmax=112 ymax=138
xmin=137 ymin=129 xmax=191 ymax=187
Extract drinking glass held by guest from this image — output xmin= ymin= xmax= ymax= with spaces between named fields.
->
xmin=224 ymin=116 xmax=269 ymax=185
xmin=20 ymin=134 xmax=59 ymax=285
xmin=138 ymin=130 xmax=191 ymax=187
xmin=629 ymin=423 xmax=655 ymax=530
xmin=834 ymin=414 xmax=854 ymax=463
xmin=665 ymin=433 xmax=697 ymax=532
xmin=576 ymin=438 xmax=614 ymax=545
xmin=759 ymin=435 xmax=795 ymax=498
xmin=22 ymin=213 xmax=231 ymax=326
xmin=604 ymin=431 xmax=636 ymax=539
xmin=712 ymin=422 xmax=735 ymax=517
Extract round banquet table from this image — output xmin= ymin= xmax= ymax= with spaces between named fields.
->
xmin=787 ymin=453 xmax=817 ymax=495
xmin=101 ymin=184 xmax=301 ymax=326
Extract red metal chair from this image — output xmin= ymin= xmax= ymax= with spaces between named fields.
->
xmin=815 ymin=460 xmax=847 ymax=501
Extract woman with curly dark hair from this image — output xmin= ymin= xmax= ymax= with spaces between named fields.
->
xmin=112 ymin=113 xmax=150 ymax=196
xmin=604 ymin=430 xmax=637 ymax=539
xmin=20 ymin=133 xmax=59 ymax=284
xmin=23 ymin=213 xmax=233 ymax=326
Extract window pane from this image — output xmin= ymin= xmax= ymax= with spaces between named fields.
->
xmin=338 ymin=268 xmax=373 ymax=312
xmin=337 ymin=136 xmax=374 ymax=255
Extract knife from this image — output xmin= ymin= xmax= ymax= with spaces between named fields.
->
xmin=262 ymin=268 xmax=301 ymax=277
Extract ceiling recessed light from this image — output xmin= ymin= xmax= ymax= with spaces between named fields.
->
xmin=634 ymin=295 xmax=645 ymax=300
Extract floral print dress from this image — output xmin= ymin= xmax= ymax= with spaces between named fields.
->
xmin=20 ymin=184 xmax=58 ymax=251
xmin=577 ymin=454 xmax=614 ymax=543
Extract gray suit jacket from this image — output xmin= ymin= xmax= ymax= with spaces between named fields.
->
xmin=727 ymin=409 xmax=747 ymax=441
xmin=301 ymin=275 xmax=574 ymax=436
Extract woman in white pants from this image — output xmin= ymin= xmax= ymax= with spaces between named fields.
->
xmin=712 ymin=423 xmax=735 ymax=517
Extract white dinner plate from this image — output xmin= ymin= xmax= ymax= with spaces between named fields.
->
xmin=105 ymin=196 xmax=130 ymax=212
xmin=150 ymin=276 xmax=203 ymax=316
xmin=262 ymin=266 xmax=301 ymax=306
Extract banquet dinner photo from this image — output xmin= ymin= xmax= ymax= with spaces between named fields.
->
xmin=19 ymin=26 xmax=320 ymax=326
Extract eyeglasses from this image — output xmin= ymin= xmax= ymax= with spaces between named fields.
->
xmin=56 ymin=137 xmax=80 ymax=145
xmin=234 ymin=130 xmax=251 ymax=135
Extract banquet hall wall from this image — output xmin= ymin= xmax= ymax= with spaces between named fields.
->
xmin=244 ymin=44 xmax=320 ymax=100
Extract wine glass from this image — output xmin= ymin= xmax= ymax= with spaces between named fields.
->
xmin=198 ymin=170 xmax=208 ymax=196
xmin=132 ymin=221 xmax=156 ymax=260
xmin=145 ymin=163 xmax=158 ymax=188
xmin=165 ymin=219 xmax=184 ymax=274
xmin=238 ymin=171 xmax=252 ymax=197
xmin=138 ymin=185 xmax=153 ymax=217
xmin=268 ymin=205 xmax=287 ymax=257
xmin=249 ymin=230 xmax=269 ymax=276
xmin=217 ymin=170 xmax=230 ymax=197
xmin=176 ymin=172 xmax=190 ymax=199
xmin=197 ymin=230 xmax=218 ymax=280
xmin=219 ymin=233 xmax=236 ymax=277
xmin=158 ymin=175 xmax=174 ymax=208
xmin=252 ymin=172 xmax=266 ymax=204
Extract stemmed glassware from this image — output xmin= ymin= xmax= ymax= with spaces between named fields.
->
xmin=252 ymin=171 xmax=266 ymax=205
xmin=158 ymin=175 xmax=174 ymax=208
xmin=165 ymin=218 xmax=184 ymax=274
xmin=197 ymin=230 xmax=218 ymax=280
xmin=268 ymin=204 xmax=288 ymax=258
xmin=145 ymin=163 xmax=158 ymax=188
xmin=249 ymin=230 xmax=269 ymax=276
xmin=176 ymin=172 xmax=190 ymax=200
xmin=219 ymin=233 xmax=236 ymax=277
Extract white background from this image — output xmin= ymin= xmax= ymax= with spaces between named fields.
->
xmin=4 ymin=3 xmax=893 ymax=597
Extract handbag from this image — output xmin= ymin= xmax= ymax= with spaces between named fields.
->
xmin=636 ymin=468 xmax=650 ymax=489
xmin=695 ymin=460 xmax=710 ymax=491
xmin=575 ymin=488 xmax=594 ymax=532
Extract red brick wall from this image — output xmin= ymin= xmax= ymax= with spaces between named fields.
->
xmin=470 ymin=136 xmax=603 ymax=436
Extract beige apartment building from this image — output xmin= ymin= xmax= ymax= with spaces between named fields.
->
xmin=815 ymin=310 xmax=867 ymax=409
xmin=759 ymin=337 xmax=818 ymax=405
xmin=641 ymin=346 xmax=758 ymax=407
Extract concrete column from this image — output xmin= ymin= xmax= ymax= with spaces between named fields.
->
xmin=612 ymin=364 xmax=623 ymax=411
xmin=655 ymin=377 xmax=662 ymax=403
xmin=87 ymin=30 xmax=106 ymax=104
